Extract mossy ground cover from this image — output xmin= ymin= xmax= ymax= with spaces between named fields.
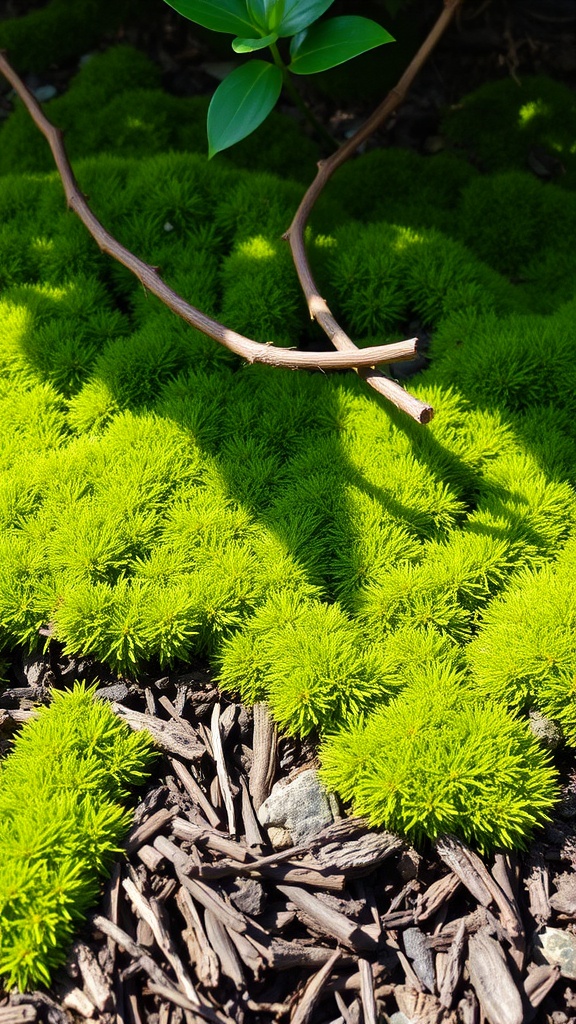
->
xmin=2 ymin=47 xmax=576 ymax=854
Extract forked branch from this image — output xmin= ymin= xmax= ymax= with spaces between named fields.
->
xmin=285 ymin=0 xmax=464 ymax=424
xmin=0 ymin=50 xmax=418 ymax=375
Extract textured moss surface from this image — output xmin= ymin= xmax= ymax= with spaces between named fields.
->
xmin=0 ymin=684 xmax=155 ymax=990
xmin=1 ymin=50 xmax=575 ymax=849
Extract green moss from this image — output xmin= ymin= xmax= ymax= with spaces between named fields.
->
xmin=1 ymin=61 xmax=575 ymax=856
xmin=324 ymin=147 xmax=478 ymax=229
xmin=0 ymin=684 xmax=156 ymax=991
xmin=0 ymin=0 xmax=140 ymax=73
xmin=442 ymin=75 xmax=576 ymax=189
xmin=320 ymin=671 xmax=559 ymax=852
xmin=468 ymin=538 xmax=576 ymax=742
xmin=220 ymin=236 xmax=304 ymax=346
xmin=0 ymin=46 xmax=319 ymax=182
xmin=455 ymin=171 xmax=576 ymax=280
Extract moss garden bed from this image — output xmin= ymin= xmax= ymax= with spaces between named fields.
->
xmin=2 ymin=31 xmax=576 ymax=992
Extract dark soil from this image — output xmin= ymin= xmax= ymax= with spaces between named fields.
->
xmin=1 ymin=0 xmax=576 ymax=1021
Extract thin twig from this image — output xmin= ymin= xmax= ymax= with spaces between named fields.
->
xmin=284 ymin=0 xmax=464 ymax=423
xmin=0 ymin=50 xmax=417 ymax=377
xmin=210 ymin=703 xmax=236 ymax=836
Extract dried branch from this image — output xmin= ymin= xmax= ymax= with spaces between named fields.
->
xmin=284 ymin=0 xmax=464 ymax=423
xmin=0 ymin=49 xmax=419 ymax=382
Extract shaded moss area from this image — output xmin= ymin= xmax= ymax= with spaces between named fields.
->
xmin=1 ymin=49 xmax=575 ymax=850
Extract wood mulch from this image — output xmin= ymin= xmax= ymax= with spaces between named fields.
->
xmin=2 ymin=651 xmax=576 ymax=1024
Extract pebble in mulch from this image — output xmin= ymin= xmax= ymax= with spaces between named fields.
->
xmin=2 ymin=651 xmax=576 ymax=1023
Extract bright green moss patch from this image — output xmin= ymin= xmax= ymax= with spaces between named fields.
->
xmin=0 ymin=684 xmax=156 ymax=991
xmin=1 ymin=54 xmax=575 ymax=852
xmin=468 ymin=538 xmax=576 ymax=744
xmin=320 ymin=670 xmax=559 ymax=852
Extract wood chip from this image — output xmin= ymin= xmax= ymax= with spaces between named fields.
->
xmin=122 ymin=877 xmax=199 ymax=1004
xmin=249 ymin=702 xmax=278 ymax=811
xmin=170 ymin=817 xmax=249 ymax=862
xmin=146 ymin=983 xmax=232 ymax=1024
xmin=91 ymin=916 xmax=175 ymax=991
xmin=290 ymin=950 xmax=340 ymax=1024
xmin=436 ymin=836 xmax=520 ymax=940
xmin=415 ymin=871 xmax=461 ymax=921
xmin=523 ymin=962 xmax=561 ymax=1008
xmin=395 ymin=985 xmax=452 ymax=1024
xmin=203 ymin=910 xmax=245 ymax=986
xmin=438 ymin=917 xmax=466 ymax=1009
xmin=113 ymin=703 xmax=205 ymax=760
xmin=210 ymin=703 xmax=237 ymax=835
xmin=312 ymin=819 xmax=403 ymax=874
xmin=170 ymin=759 xmax=222 ymax=828
xmin=175 ymin=886 xmax=220 ymax=989
xmin=525 ymin=852 xmax=551 ymax=923
xmin=358 ymin=959 xmax=378 ymax=1024
xmin=0 ymin=1008 xmax=38 ymax=1023
xmin=59 ymin=984 xmax=96 ymax=1019
xmin=69 ymin=940 xmax=113 ymax=1012
xmin=125 ymin=806 xmax=178 ymax=854
xmin=467 ymin=929 xmax=523 ymax=1024
xmin=276 ymin=884 xmax=378 ymax=951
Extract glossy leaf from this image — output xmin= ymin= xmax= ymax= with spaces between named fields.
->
xmin=247 ymin=0 xmax=285 ymax=32
xmin=232 ymin=32 xmax=278 ymax=52
xmin=277 ymin=0 xmax=336 ymax=36
xmin=163 ymin=0 xmax=255 ymax=36
xmin=289 ymin=16 xmax=394 ymax=74
xmin=207 ymin=61 xmax=283 ymax=158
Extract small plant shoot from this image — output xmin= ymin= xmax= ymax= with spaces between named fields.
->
xmin=163 ymin=0 xmax=394 ymax=156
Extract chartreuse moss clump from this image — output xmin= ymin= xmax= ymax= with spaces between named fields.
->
xmin=468 ymin=539 xmax=576 ymax=744
xmin=1 ymin=52 xmax=575 ymax=852
xmin=0 ymin=684 xmax=156 ymax=991
xmin=320 ymin=668 xmax=559 ymax=853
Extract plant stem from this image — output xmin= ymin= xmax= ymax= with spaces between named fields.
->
xmin=269 ymin=42 xmax=338 ymax=152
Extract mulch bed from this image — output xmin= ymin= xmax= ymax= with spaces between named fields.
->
xmin=2 ymin=654 xmax=576 ymax=1024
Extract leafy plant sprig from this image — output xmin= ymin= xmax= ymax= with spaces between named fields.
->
xmin=163 ymin=0 xmax=394 ymax=156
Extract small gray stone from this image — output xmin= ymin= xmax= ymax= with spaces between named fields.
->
xmin=95 ymin=682 xmax=130 ymax=703
xmin=387 ymin=1014 xmax=412 ymax=1024
xmin=227 ymin=878 xmax=266 ymax=917
xmin=256 ymin=768 xmax=335 ymax=845
xmin=403 ymin=927 xmax=435 ymax=993
xmin=33 ymin=84 xmax=57 ymax=102
xmin=550 ymin=873 xmax=576 ymax=915
xmin=528 ymin=710 xmax=564 ymax=749
xmin=266 ymin=826 xmax=292 ymax=849
xmin=534 ymin=927 xmax=576 ymax=979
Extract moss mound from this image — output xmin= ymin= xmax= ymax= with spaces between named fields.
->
xmin=0 ymin=684 xmax=155 ymax=990
xmin=441 ymin=74 xmax=576 ymax=189
xmin=1 ymin=49 xmax=575 ymax=852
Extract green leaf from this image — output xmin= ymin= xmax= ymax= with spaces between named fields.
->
xmin=289 ymin=16 xmax=394 ymax=75
xmin=247 ymin=0 xmax=285 ymax=32
xmin=277 ymin=0 xmax=336 ymax=36
xmin=207 ymin=61 xmax=283 ymax=158
xmin=232 ymin=32 xmax=278 ymax=53
xmin=163 ymin=0 xmax=255 ymax=36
